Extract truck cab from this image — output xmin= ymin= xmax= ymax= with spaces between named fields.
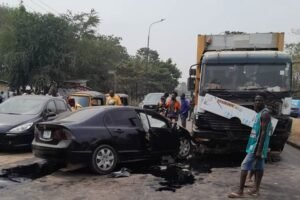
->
xmin=190 ymin=33 xmax=293 ymax=154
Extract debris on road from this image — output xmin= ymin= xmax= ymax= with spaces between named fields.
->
xmin=111 ymin=168 xmax=131 ymax=178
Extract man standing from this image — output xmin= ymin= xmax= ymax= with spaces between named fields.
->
xmin=106 ymin=90 xmax=122 ymax=106
xmin=228 ymin=95 xmax=272 ymax=198
xmin=157 ymin=96 xmax=167 ymax=116
xmin=179 ymin=93 xmax=190 ymax=128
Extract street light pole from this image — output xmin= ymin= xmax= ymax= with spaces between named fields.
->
xmin=146 ymin=18 xmax=165 ymax=68
xmin=108 ymin=70 xmax=116 ymax=92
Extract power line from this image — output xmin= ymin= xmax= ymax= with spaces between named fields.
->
xmin=22 ymin=1 xmax=36 ymax=13
xmin=28 ymin=0 xmax=51 ymax=14
xmin=36 ymin=0 xmax=60 ymax=15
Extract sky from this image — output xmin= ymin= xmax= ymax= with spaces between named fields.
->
xmin=1 ymin=0 xmax=300 ymax=82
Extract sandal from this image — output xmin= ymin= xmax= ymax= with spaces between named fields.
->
xmin=228 ymin=192 xmax=245 ymax=198
xmin=247 ymin=189 xmax=260 ymax=197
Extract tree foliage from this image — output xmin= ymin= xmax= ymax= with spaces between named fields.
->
xmin=0 ymin=5 xmax=182 ymax=100
xmin=286 ymin=43 xmax=300 ymax=97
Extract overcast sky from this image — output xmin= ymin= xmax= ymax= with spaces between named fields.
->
xmin=1 ymin=0 xmax=300 ymax=82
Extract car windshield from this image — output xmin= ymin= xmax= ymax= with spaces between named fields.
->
xmin=0 ymin=97 xmax=45 ymax=115
xmin=201 ymin=63 xmax=291 ymax=92
xmin=69 ymin=96 xmax=89 ymax=107
xmin=144 ymin=93 xmax=163 ymax=103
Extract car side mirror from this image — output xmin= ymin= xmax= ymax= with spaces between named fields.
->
xmin=44 ymin=111 xmax=56 ymax=120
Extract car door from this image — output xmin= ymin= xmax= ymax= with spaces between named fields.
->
xmin=104 ymin=109 xmax=147 ymax=158
xmin=138 ymin=110 xmax=179 ymax=153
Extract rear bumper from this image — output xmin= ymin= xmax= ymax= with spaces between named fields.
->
xmin=32 ymin=145 xmax=92 ymax=164
xmin=0 ymin=132 xmax=33 ymax=150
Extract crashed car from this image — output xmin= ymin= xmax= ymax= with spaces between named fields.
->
xmin=32 ymin=106 xmax=192 ymax=174
xmin=0 ymin=95 xmax=71 ymax=149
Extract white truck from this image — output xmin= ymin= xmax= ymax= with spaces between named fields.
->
xmin=188 ymin=32 xmax=292 ymax=154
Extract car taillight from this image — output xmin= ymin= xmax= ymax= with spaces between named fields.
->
xmin=52 ymin=129 xmax=72 ymax=140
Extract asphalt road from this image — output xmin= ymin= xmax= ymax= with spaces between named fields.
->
xmin=0 ymin=143 xmax=299 ymax=200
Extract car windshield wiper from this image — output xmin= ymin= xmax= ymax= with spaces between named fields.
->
xmin=205 ymin=88 xmax=234 ymax=97
xmin=243 ymin=87 xmax=267 ymax=91
xmin=205 ymin=88 xmax=229 ymax=91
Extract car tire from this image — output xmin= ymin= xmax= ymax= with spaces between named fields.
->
xmin=177 ymin=136 xmax=192 ymax=160
xmin=90 ymin=144 xmax=118 ymax=175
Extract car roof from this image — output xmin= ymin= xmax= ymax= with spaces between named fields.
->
xmin=69 ymin=91 xmax=105 ymax=97
xmin=77 ymin=106 xmax=154 ymax=114
xmin=145 ymin=92 xmax=164 ymax=95
xmin=12 ymin=95 xmax=63 ymax=101
xmin=116 ymin=93 xmax=128 ymax=97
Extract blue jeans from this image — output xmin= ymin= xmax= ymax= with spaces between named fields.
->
xmin=241 ymin=153 xmax=264 ymax=171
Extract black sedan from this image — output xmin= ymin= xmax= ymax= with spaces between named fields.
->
xmin=0 ymin=95 xmax=71 ymax=149
xmin=32 ymin=106 xmax=192 ymax=174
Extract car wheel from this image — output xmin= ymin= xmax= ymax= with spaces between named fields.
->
xmin=177 ymin=136 xmax=192 ymax=159
xmin=90 ymin=144 xmax=118 ymax=175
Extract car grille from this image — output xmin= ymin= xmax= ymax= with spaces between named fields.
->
xmin=143 ymin=105 xmax=157 ymax=110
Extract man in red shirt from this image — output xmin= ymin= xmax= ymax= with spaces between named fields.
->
xmin=166 ymin=91 xmax=180 ymax=127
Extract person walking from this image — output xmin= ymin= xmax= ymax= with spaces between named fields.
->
xmin=228 ymin=94 xmax=272 ymax=198
xmin=106 ymin=90 xmax=122 ymax=106
xmin=166 ymin=91 xmax=180 ymax=127
xmin=179 ymin=93 xmax=190 ymax=128
xmin=0 ymin=91 xmax=3 ymax=103
xmin=157 ymin=96 xmax=167 ymax=116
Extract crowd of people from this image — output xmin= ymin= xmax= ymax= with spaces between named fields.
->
xmin=157 ymin=91 xmax=194 ymax=128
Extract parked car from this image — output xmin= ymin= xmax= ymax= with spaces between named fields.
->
xmin=291 ymin=99 xmax=300 ymax=118
xmin=138 ymin=92 xmax=164 ymax=111
xmin=116 ymin=93 xmax=129 ymax=106
xmin=32 ymin=106 xmax=192 ymax=174
xmin=67 ymin=91 xmax=106 ymax=110
xmin=0 ymin=95 xmax=71 ymax=150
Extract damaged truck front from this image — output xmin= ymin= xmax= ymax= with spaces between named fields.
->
xmin=189 ymin=32 xmax=292 ymax=154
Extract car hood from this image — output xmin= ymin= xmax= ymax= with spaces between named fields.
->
xmin=142 ymin=101 xmax=158 ymax=105
xmin=0 ymin=113 xmax=39 ymax=132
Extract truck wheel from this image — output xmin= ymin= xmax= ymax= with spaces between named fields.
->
xmin=177 ymin=136 xmax=192 ymax=160
xmin=90 ymin=144 xmax=118 ymax=175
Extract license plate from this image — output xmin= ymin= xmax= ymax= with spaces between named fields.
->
xmin=43 ymin=130 xmax=51 ymax=139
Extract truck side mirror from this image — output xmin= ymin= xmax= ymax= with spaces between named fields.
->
xmin=187 ymin=77 xmax=195 ymax=91
xmin=189 ymin=68 xmax=196 ymax=76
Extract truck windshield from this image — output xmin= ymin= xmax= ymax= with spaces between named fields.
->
xmin=201 ymin=63 xmax=291 ymax=92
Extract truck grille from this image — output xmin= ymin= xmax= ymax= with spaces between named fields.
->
xmin=196 ymin=112 xmax=251 ymax=132
xmin=196 ymin=112 xmax=291 ymax=136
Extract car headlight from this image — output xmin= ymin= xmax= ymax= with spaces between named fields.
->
xmin=8 ymin=122 xmax=34 ymax=133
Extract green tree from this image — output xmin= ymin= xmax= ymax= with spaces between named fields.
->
xmin=286 ymin=43 xmax=300 ymax=97
xmin=0 ymin=6 xmax=77 ymax=91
